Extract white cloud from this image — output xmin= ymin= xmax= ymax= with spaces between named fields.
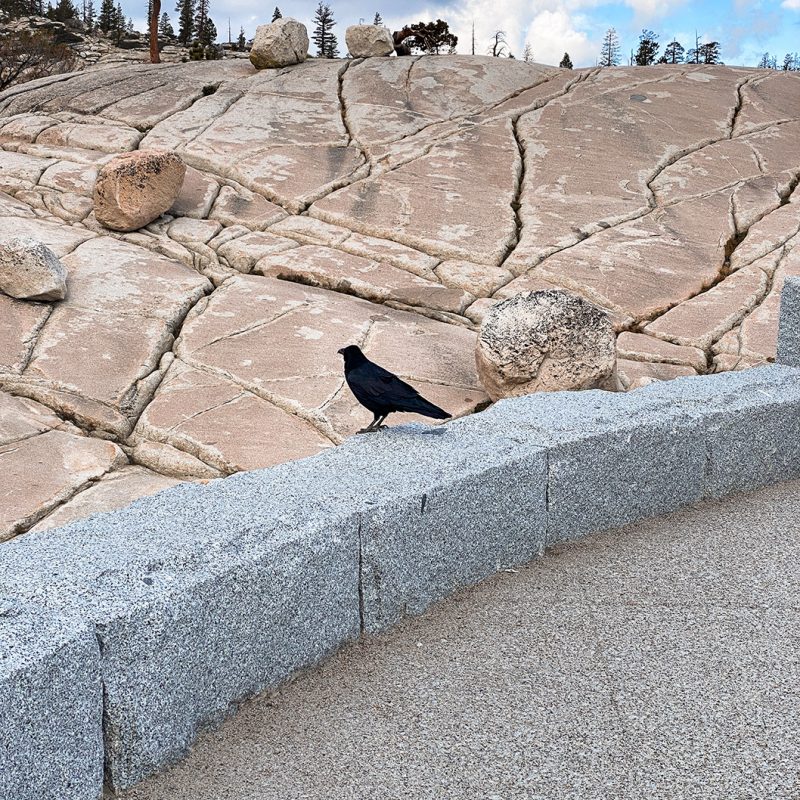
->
xmin=383 ymin=0 xmax=601 ymax=65
xmin=524 ymin=9 xmax=598 ymax=66
xmin=622 ymin=0 xmax=688 ymax=20
xmin=782 ymin=0 xmax=800 ymax=9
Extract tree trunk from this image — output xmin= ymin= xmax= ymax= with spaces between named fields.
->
xmin=149 ymin=0 xmax=160 ymax=64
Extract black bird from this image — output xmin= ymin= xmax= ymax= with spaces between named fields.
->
xmin=338 ymin=345 xmax=452 ymax=433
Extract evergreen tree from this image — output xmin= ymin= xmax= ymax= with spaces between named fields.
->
xmin=50 ymin=0 xmax=77 ymax=21
xmin=0 ymin=0 xmax=25 ymax=16
xmin=237 ymin=24 xmax=245 ymax=49
xmin=599 ymin=27 xmax=620 ymax=67
xmin=758 ymin=52 xmax=776 ymax=69
xmin=197 ymin=14 xmax=215 ymax=45
xmin=111 ymin=1 xmax=124 ymax=42
xmin=271 ymin=6 xmax=281 ymax=21
xmin=158 ymin=11 xmax=173 ymax=37
xmin=82 ymin=0 xmax=95 ymax=30
xmin=2 ymin=0 xmax=50 ymax=15
xmin=175 ymin=0 xmax=193 ymax=44
xmin=634 ymin=28 xmax=659 ymax=65
xmin=559 ymin=52 xmax=573 ymax=69
xmin=193 ymin=0 xmax=208 ymax=43
xmin=373 ymin=11 xmax=381 ymax=25
xmin=125 ymin=14 xmax=133 ymax=32
xmin=401 ymin=19 xmax=457 ymax=54
xmin=97 ymin=0 xmax=114 ymax=32
xmin=312 ymin=2 xmax=338 ymax=58
xmin=698 ymin=41 xmax=721 ymax=64
xmin=522 ymin=42 xmax=533 ymax=63
xmin=784 ymin=53 xmax=799 ymax=71
xmin=660 ymin=40 xmax=684 ymax=64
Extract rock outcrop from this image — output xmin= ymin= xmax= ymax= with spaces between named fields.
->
xmin=93 ymin=151 xmax=186 ymax=232
xmin=345 ymin=25 xmax=394 ymax=58
xmin=476 ymin=290 xmax=616 ymax=399
xmin=249 ymin=18 xmax=309 ymax=69
xmin=0 ymin=57 xmax=799 ymax=537
xmin=0 ymin=237 xmax=67 ymax=301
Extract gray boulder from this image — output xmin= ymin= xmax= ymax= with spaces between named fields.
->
xmin=476 ymin=290 xmax=616 ymax=399
xmin=249 ymin=17 xmax=309 ymax=69
xmin=345 ymin=25 xmax=394 ymax=57
xmin=0 ymin=237 xmax=67 ymax=302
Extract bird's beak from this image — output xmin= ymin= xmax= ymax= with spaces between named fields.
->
xmin=337 ymin=348 xmax=345 ymax=355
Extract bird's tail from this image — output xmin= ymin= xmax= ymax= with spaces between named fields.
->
xmin=408 ymin=396 xmax=451 ymax=420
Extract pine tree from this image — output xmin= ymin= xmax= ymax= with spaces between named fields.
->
xmin=401 ymin=19 xmax=457 ymax=54
xmin=599 ymin=27 xmax=620 ymax=67
xmin=50 ymin=0 xmax=77 ymax=21
xmin=82 ymin=0 xmax=95 ymax=29
xmin=175 ymin=0 xmax=193 ymax=44
xmin=97 ymin=0 xmax=114 ymax=33
xmin=758 ymin=52 xmax=775 ymax=69
xmin=193 ymin=0 xmax=208 ymax=43
xmin=158 ymin=11 xmax=173 ymax=37
xmin=634 ymin=29 xmax=659 ymax=65
xmin=312 ymin=2 xmax=338 ymax=58
xmin=697 ymin=41 xmax=721 ymax=64
xmin=660 ymin=40 xmax=684 ymax=64
xmin=522 ymin=43 xmax=533 ymax=63
xmin=559 ymin=52 xmax=573 ymax=69
xmin=237 ymin=24 xmax=245 ymax=49
xmin=784 ymin=53 xmax=799 ymax=71
xmin=373 ymin=11 xmax=381 ymax=25
xmin=111 ymin=1 xmax=124 ymax=42
xmin=271 ymin=6 xmax=281 ymax=22
xmin=197 ymin=14 xmax=215 ymax=45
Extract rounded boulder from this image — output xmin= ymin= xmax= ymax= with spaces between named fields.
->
xmin=249 ymin=17 xmax=309 ymax=69
xmin=93 ymin=150 xmax=186 ymax=232
xmin=345 ymin=25 xmax=394 ymax=58
xmin=475 ymin=290 xmax=616 ymax=400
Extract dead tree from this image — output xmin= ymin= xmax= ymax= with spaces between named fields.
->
xmin=149 ymin=0 xmax=161 ymax=63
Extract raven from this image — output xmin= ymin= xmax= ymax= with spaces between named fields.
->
xmin=338 ymin=345 xmax=452 ymax=433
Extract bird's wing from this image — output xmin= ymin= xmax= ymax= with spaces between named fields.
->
xmin=351 ymin=364 xmax=423 ymax=404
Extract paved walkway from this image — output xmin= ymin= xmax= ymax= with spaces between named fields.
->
xmin=125 ymin=480 xmax=800 ymax=800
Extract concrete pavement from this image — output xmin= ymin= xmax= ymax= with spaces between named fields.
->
xmin=124 ymin=479 xmax=800 ymax=800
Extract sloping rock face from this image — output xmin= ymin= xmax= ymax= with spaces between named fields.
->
xmin=0 ymin=57 xmax=798 ymax=536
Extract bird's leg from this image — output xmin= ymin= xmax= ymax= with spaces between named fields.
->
xmin=357 ymin=413 xmax=382 ymax=434
xmin=374 ymin=414 xmax=389 ymax=430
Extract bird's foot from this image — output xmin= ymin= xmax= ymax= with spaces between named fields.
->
xmin=356 ymin=424 xmax=388 ymax=434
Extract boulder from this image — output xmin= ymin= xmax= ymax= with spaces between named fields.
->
xmin=93 ymin=151 xmax=186 ymax=232
xmin=249 ymin=18 xmax=309 ymax=70
xmin=475 ymin=290 xmax=616 ymax=400
xmin=345 ymin=25 xmax=394 ymax=58
xmin=0 ymin=237 xmax=67 ymax=301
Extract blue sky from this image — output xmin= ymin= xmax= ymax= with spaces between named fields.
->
xmin=140 ymin=1 xmax=800 ymax=68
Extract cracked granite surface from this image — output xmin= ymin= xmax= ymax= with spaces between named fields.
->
xmin=0 ymin=57 xmax=798 ymax=539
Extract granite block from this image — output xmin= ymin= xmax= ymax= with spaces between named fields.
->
xmin=777 ymin=276 xmax=800 ymax=368
xmin=0 ymin=599 xmax=103 ymax=800
xmin=350 ymin=422 xmax=548 ymax=633
xmin=466 ymin=389 xmax=707 ymax=542
xmin=638 ymin=366 xmax=800 ymax=498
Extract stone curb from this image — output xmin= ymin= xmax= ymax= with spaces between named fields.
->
xmin=778 ymin=276 xmax=800 ymax=368
xmin=2 ymin=290 xmax=799 ymax=797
